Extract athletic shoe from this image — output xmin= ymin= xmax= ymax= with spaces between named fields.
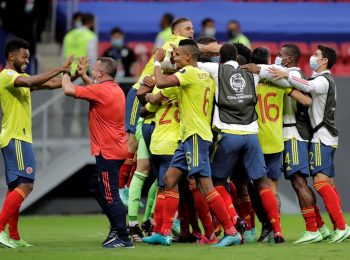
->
xmin=213 ymin=232 xmax=242 ymax=247
xmin=102 ymin=229 xmax=118 ymax=246
xmin=128 ymin=224 xmax=144 ymax=243
xmin=318 ymin=225 xmax=331 ymax=240
xmin=172 ymin=218 xmax=181 ymax=241
xmin=103 ymin=237 xmax=134 ymax=248
xmin=141 ymin=219 xmax=153 ymax=236
xmin=198 ymin=235 xmax=218 ymax=245
xmin=329 ymin=226 xmax=350 ymax=243
xmin=9 ymin=238 xmax=34 ymax=248
xmin=0 ymin=231 xmax=15 ymax=248
xmin=243 ymin=229 xmax=256 ymax=243
xmin=274 ymin=232 xmax=285 ymax=244
xmin=257 ymin=223 xmax=272 ymax=242
xmin=119 ymin=188 xmax=129 ymax=207
xmin=142 ymin=233 xmax=160 ymax=244
xmin=154 ymin=233 xmax=172 ymax=246
xmin=293 ymin=231 xmax=322 ymax=244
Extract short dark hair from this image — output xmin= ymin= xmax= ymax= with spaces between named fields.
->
xmin=197 ymin=36 xmax=217 ymax=45
xmin=98 ymin=57 xmax=118 ymax=78
xmin=171 ymin=17 xmax=190 ymax=34
xmin=220 ymin=43 xmax=238 ymax=63
xmin=5 ymin=38 xmax=30 ymax=59
xmin=179 ymin=39 xmax=199 ymax=60
xmin=82 ymin=13 xmax=94 ymax=25
xmin=228 ymin=20 xmax=240 ymax=27
xmin=318 ymin=45 xmax=337 ymax=69
xmin=72 ymin=12 xmax=83 ymax=21
xmin=281 ymin=44 xmax=301 ymax=64
xmin=233 ymin=43 xmax=251 ymax=64
xmin=111 ymin=27 xmax=123 ymax=36
xmin=251 ymin=47 xmax=270 ymax=65
xmin=202 ymin=18 xmax=214 ymax=27
xmin=163 ymin=13 xmax=174 ymax=25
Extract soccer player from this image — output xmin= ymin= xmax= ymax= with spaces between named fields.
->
xmin=62 ymin=57 xmax=133 ymax=248
xmin=268 ymin=45 xmax=350 ymax=243
xmin=119 ymin=17 xmax=195 ymax=204
xmin=198 ymin=43 xmax=285 ymax=244
xmin=273 ymin=44 xmax=329 ymax=244
xmin=0 ymin=38 xmax=73 ymax=248
xmin=150 ymin=39 xmax=241 ymax=247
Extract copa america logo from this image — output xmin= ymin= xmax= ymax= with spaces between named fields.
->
xmin=230 ymin=73 xmax=246 ymax=93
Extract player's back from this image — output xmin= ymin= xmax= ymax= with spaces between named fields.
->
xmin=175 ymin=65 xmax=215 ymax=142
xmin=150 ymin=87 xmax=180 ymax=155
xmin=255 ymin=78 xmax=291 ymax=154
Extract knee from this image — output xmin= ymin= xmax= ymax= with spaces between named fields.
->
xmin=291 ymin=175 xmax=307 ymax=193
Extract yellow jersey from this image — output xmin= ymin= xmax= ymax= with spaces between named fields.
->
xmin=144 ymin=87 xmax=160 ymax=124
xmin=150 ymin=87 xmax=180 ymax=155
xmin=131 ymin=35 xmax=187 ymax=90
xmin=0 ymin=69 xmax=32 ymax=147
xmin=174 ymin=65 xmax=215 ymax=142
xmin=256 ymin=79 xmax=292 ymax=154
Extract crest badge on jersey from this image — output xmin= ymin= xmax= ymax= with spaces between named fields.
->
xmin=230 ymin=73 xmax=246 ymax=93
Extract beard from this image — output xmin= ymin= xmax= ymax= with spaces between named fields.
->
xmin=13 ymin=59 xmax=25 ymax=73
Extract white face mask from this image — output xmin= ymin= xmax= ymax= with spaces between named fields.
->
xmin=204 ymin=27 xmax=216 ymax=37
xmin=274 ymin=56 xmax=283 ymax=67
xmin=93 ymin=79 xmax=99 ymax=84
xmin=309 ymin=56 xmax=320 ymax=71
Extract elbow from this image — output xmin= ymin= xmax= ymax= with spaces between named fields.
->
xmin=155 ymin=80 xmax=166 ymax=89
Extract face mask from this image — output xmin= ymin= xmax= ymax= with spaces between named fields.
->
xmin=204 ymin=28 xmax=216 ymax=37
xmin=309 ymin=56 xmax=320 ymax=71
xmin=274 ymin=56 xmax=283 ymax=66
xmin=112 ymin=39 xmax=124 ymax=48
xmin=228 ymin=31 xmax=238 ymax=39
xmin=74 ymin=21 xmax=82 ymax=28
xmin=93 ymin=79 xmax=99 ymax=84
xmin=210 ymin=56 xmax=220 ymax=63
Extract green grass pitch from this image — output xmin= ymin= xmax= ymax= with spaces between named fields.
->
xmin=1 ymin=214 xmax=350 ymax=260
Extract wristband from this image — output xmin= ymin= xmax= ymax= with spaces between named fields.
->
xmin=154 ymin=61 xmax=161 ymax=67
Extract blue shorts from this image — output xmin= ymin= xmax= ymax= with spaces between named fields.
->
xmin=142 ymin=123 xmax=155 ymax=150
xmin=211 ymin=133 xmax=267 ymax=181
xmin=170 ymin=134 xmax=211 ymax=177
xmin=1 ymin=139 xmax=36 ymax=187
xmin=125 ymin=87 xmax=141 ymax=134
xmin=283 ymin=139 xmax=310 ymax=179
xmin=151 ymin=154 xmax=173 ymax=188
xmin=264 ymin=152 xmax=283 ymax=181
xmin=309 ymin=142 xmax=336 ymax=177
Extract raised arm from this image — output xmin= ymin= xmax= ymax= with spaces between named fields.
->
xmin=62 ymin=73 xmax=76 ymax=96
xmin=15 ymin=55 xmax=74 ymax=89
xmin=136 ymin=76 xmax=156 ymax=105
xmin=154 ymin=48 xmax=179 ymax=88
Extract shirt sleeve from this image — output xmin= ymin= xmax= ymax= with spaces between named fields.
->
xmin=87 ymin=37 xmax=98 ymax=69
xmin=75 ymin=85 xmax=99 ymax=102
xmin=288 ymin=74 xmax=329 ymax=94
xmin=259 ymin=64 xmax=291 ymax=87
xmin=174 ymin=67 xmax=191 ymax=88
xmin=198 ymin=62 xmax=219 ymax=78
xmin=145 ymin=102 xmax=159 ymax=113
xmin=4 ymin=70 xmax=21 ymax=88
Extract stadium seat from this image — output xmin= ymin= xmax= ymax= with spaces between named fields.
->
xmin=340 ymin=42 xmax=350 ymax=61
xmin=280 ymin=42 xmax=310 ymax=56
xmin=252 ymin=41 xmax=279 ymax=56
xmin=98 ymin=41 xmax=111 ymax=57
xmin=127 ymin=41 xmax=154 ymax=56
xmin=332 ymin=62 xmax=349 ymax=77
xmin=310 ymin=42 xmax=339 ymax=54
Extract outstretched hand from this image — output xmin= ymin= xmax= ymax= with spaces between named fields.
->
xmin=241 ymin=63 xmax=261 ymax=74
xmin=62 ymin=54 xmax=75 ymax=72
xmin=75 ymin=56 xmax=90 ymax=77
